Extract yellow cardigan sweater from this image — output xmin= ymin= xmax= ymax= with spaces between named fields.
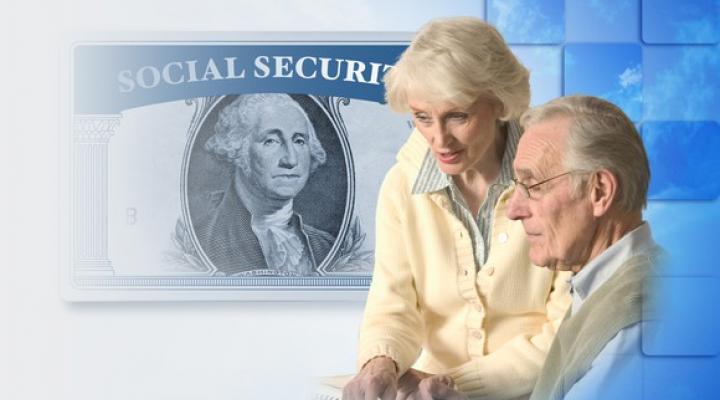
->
xmin=358 ymin=129 xmax=572 ymax=399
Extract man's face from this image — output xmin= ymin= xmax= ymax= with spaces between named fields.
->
xmin=246 ymin=103 xmax=312 ymax=201
xmin=506 ymin=117 xmax=595 ymax=270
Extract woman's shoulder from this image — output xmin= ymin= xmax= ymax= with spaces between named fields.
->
xmin=385 ymin=130 xmax=432 ymax=184
xmin=379 ymin=162 xmax=415 ymax=197
xmin=395 ymin=128 xmax=430 ymax=171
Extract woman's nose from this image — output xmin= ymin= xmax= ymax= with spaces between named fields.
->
xmin=429 ymin=124 xmax=452 ymax=147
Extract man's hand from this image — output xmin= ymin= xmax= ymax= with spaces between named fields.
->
xmin=397 ymin=371 xmax=468 ymax=400
xmin=342 ymin=356 xmax=399 ymax=400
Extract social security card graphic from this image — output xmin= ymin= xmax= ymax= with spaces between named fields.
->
xmin=65 ymin=37 xmax=416 ymax=300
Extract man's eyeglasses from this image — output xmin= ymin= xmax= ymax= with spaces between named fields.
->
xmin=511 ymin=171 xmax=575 ymax=199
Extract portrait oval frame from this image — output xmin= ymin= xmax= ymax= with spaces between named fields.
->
xmin=178 ymin=94 xmax=356 ymax=277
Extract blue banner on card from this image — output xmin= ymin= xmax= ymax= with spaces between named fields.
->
xmin=73 ymin=44 xmax=407 ymax=113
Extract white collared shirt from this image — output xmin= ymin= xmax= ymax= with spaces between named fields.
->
xmin=565 ymin=223 xmax=657 ymax=400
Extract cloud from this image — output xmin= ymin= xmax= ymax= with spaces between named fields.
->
xmin=672 ymin=17 xmax=719 ymax=43
xmin=598 ymin=63 xmax=643 ymax=121
xmin=619 ymin=64 xmax=642 ymax=88
xmin=645 ymin=47 xmax=719 ymax=120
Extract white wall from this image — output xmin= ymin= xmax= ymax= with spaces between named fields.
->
xmin=0 ymin=1 xmax=483 ymax=399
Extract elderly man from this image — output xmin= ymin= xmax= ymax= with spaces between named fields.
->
xmin=506 ymin=95 xmax=662 ymax=399
xmin=195 ymin=93 xmax=335 ymax=276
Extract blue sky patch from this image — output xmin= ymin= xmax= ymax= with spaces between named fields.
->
xmin=644 ymin=46 xmax=720 ymax=120
xmin=487 ymin=0 xmax=564 ymax=44
xmin=511 ymin=46 xmax=562 ymax=105
xmin=566 ymin=0 xmax=639 ymax=42
xmin=564 ymin=43 xmax=643 ymax=121
xmin=642 ymin=0 xmax=720 ymax=44
xmin=642 ymin=121 xmax=720 ymax=200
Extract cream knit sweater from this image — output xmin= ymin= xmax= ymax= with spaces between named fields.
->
xmin=358 ymin=130 xmax=572 ymax=399
xmin=530 ymin=251 xmax=658 ymax=400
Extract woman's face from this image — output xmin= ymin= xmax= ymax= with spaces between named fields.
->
xmin=408 ymin=97 xmax=500 ymax=175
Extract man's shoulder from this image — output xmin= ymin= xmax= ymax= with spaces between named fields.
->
xmin=300 ymin=222 xmax=336 ymax=267
xmin=194 ymin=188 xmax=252 ymax=243
xmin=207 ymin=190 xmax=226 ymax=209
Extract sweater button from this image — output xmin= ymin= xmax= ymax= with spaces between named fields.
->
xmin=486 ymin=266 xmax=495 ymax=276
xmin=497 ymin=232 xmax=508 ymax=243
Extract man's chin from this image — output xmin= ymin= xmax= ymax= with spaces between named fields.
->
xmin=529 ymin=255 xmax=562 ymax=271
xmin=266 ymin=189 xmax=301 ymax=201
xmin=269 ymin=195 xmax=296 ymax=202
xmin=544 ymin=262 xmax=576 ymax=272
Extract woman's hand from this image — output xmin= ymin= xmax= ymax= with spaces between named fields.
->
xmin=342 ymin=356 xmax=399 ymax=400
xmin=397 ymin=370 xmax=467 ymax=400
xmin=396 ymin=368 xmax=430 ymax=399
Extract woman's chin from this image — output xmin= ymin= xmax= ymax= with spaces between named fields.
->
xmin=436 ymin=160 xmax=467 ymax=176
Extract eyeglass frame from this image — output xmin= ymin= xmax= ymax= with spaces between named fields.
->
xmin=511 ymin=171 xmax=583 ymax=199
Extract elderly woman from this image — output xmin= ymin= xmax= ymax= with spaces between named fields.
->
xmin=343 ymin=17 xmax=571 ymax=400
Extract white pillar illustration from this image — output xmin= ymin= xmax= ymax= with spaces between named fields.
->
xmin=73 ymin=114 xmax=121 ymax=276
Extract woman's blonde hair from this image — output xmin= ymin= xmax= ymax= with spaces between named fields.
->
xmin=384 ymin=17 xmax=530 ymax=120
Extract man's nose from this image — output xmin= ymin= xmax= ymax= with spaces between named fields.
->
xmin=506 ymin=187 xmax=530 ymax=221
xmin=278 ymin=142 xmax=298 ymax=168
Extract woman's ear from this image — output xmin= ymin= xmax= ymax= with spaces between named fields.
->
xmin=492 ymin=98 xmax=505 ymax=120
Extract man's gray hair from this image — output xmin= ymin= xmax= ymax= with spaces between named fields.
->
xmin=204 ymin=93 xmax=327 ymax=175
xmin=520 ymin=95 xmax=650 ymax=212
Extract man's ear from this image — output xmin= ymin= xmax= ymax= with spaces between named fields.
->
xmin=589 ymin=169 xmax=618 ymax=217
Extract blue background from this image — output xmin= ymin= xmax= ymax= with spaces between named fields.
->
xmin=495 ymin=1 xmax=720 ymax=396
